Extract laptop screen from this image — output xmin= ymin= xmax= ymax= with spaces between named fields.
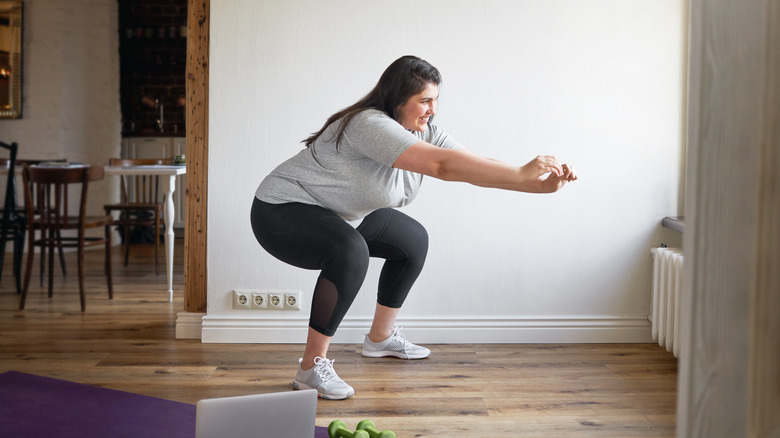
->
xmin=195 ymin=389 xmax=318 ymax=438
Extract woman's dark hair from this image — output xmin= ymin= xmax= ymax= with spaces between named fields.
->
xmin=303 ymin=55 xmax=441 ymax=148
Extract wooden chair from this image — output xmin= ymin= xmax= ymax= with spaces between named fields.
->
xmin=0 ymin=142 xmax=25 ymax=294
xmin=19 ymin=164 xmax=114 ymax=311
xmin=17 ymin=159 xmax=69 ymax=286
xmin=103 ymin=158 xmax=172 ymax=275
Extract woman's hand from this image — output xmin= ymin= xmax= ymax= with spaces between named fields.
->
xmin=520 ymin=156 xmax=578 ymax=193
xmin=393 ymin=142 xmax=578 ymax=193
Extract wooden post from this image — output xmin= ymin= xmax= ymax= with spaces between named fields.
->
xmin=749 ymin=1 xmax=780 ymax=434
xmin=678 ymin=0 xmax=780 ymax=436
xmin=184 ymin=0 xmax=209 ymax=314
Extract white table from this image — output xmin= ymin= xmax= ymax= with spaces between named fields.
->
xmin=104 ymin=164 xmax=186 ymax=301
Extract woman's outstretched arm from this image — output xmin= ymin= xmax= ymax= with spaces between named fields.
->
xmin=393 ymin=141 xmax=578 ymax=193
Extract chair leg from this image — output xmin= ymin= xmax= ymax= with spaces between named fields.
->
xmin=13 ymin=227 xmax=25 ymax=295
xmin=20 ymin=227 xmax=35 ymax=310
xmin=57 ymin=230 xmax=67 ymax=276
xmin=123 ymin=218 xmax=130 ymax=267
xmin=47 ymin=241 xmax=55 ymax=298
xmin=103 ymin=227 xmax=109 ymax=276
xmin=105 ymin=224 xmax=113 ymax=300
xmin=40 ymin=229 xmax=48 ymax=286
xmin=77 ymin=242 xmax=86 ymax=312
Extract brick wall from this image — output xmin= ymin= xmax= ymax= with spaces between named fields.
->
xmin=119 ymin=0 xmax=187 ymax=137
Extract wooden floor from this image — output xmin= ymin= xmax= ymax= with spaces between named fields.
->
xmin=0 ymin=240 xmax=678 ymax=437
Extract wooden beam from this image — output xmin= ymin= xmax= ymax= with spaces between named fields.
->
xmin=678 ymin=0 xmax=780 ymax=436
xmin=749 ymin=1 xmax=780 ymax=434
xmin=184 ymin=0 xmax=209 ymax=313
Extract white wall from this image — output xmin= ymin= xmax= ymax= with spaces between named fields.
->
xmin=204 ymin=0 xmax=685 ymax=343
xmin=0 ymin=0 xmax=120 ymax=216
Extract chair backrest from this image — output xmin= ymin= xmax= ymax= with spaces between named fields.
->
xmin=21 ymin=165 xmax=99 ymax=230
xmin=108 ymin=158 xmax=173 ymax=205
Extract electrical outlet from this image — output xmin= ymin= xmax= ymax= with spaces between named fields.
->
xmin=251 ymin=292 xmax=268 ymax=309
xmin=284 ymin=292 xmax=301 ymax=310
xmin=234 ymin=289 xmax=301 ymax=310
xmin=232 ymin=290 xmax=251 ymax=309
xmin=268 ymin=292 xmax=283 ymax=309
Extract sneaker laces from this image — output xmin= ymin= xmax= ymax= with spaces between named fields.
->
xmin=390 ymin=326 xmax=412 ymax=359
xmin=312 ymin=356 xmax=339 ymax=383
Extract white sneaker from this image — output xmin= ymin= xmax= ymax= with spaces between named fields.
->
xmin=292 ymin=357 xmax=354 ymax=400
xmin=361 ymin=327 xmax=431 ymax=360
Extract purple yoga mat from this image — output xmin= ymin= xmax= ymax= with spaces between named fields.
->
xmin=0 ymin=371 xmax=329 ymax=438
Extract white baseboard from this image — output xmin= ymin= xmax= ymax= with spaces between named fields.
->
xmin=175 ymin=312 xmax=205 ymax=339
xmin=200 ymin=315 xmax=653 ymax=344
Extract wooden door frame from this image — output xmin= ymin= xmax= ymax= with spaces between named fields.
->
xmin=678 ymin=0 xmax=780 ymax=436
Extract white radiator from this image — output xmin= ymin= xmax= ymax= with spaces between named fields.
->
xmin=650 ymin=247 xmax=683 ymax=358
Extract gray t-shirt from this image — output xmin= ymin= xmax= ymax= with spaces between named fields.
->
xmin=255 ymin=109 xmax=462 ymax=221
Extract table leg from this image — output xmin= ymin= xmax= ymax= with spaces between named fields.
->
xmin=161 ymin=174 xmax=176 ymax=301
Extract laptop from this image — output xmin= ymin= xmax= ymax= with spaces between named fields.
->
xmin=195 ymin=389 xmax=318 ymax=438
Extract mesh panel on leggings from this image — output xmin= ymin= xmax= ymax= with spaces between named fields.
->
xmin=309 ymin=277 xmax=339 ymax=335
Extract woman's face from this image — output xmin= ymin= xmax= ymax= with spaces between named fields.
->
xmin=397 ymin=82 xmax=438 ymax=132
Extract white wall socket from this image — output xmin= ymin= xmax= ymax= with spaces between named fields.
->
xmin=284 ymin=292 xmax=301 ymax=310
xmin=268 ymin=292 xmax=283 ymax=309
xmin=232 ymin=290 xmax=251 ymax=309
xmin=233 ymin=289 xmax=301 ymax=311
xmin=251 ymin=292 xmax=268 ymax=309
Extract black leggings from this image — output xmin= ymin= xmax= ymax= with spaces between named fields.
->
xmin=250 ymin=198 xmax=428 ymax=337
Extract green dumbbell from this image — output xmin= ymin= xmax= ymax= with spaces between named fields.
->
xmin=328 ymin=420 xmax=370 ymax=438
xmin=356 ymin=420 xmax=397 ymax=438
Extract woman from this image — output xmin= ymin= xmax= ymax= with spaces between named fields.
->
xmin=251 ymin=55 xmax=577 ymax=400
